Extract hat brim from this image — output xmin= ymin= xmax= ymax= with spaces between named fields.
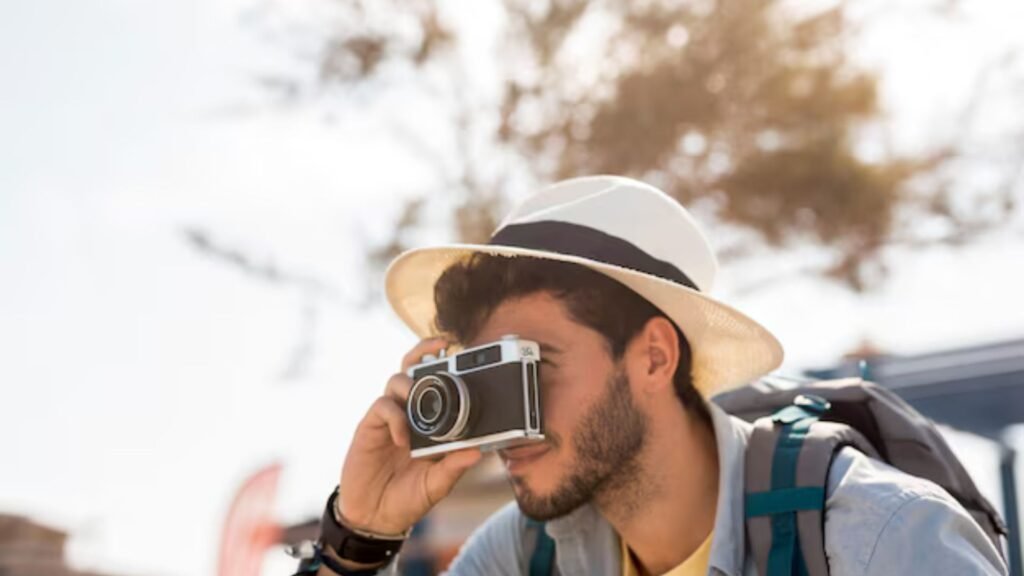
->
xmin=385 ymin=244 xmax=783 ymax=398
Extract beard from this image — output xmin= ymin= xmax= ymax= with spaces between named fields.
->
xmin=510 ymin=367 xmax=648 ymax=521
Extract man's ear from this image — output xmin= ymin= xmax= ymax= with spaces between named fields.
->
xmin=627 ymin=316 xmax=679 ymax=394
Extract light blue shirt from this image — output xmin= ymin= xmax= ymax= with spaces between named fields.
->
xmin=442 ymin=403 xmax=1007 ymax=575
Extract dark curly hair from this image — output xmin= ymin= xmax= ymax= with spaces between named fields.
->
xmin=433 ymin=254 xmax=710 ymax=425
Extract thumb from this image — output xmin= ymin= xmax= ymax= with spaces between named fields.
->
xmin=424 ymin=449 xmax=483 ymax=505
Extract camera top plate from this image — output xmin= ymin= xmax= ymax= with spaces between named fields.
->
xmin=407 ymin=335 xmax=540 ymax=378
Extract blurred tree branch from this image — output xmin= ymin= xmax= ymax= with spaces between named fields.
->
xmin=251 ymin=0 xmax=1022 ymax=293
xmin=182 ymin=226 xmax=343 ymax=381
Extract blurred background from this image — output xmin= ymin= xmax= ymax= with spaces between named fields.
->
xmin=2 ymin=0 xmax=1024 ymax=574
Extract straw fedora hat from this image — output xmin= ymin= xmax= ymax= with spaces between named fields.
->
xmin=385 ymin=175 xmax=783 ymax=397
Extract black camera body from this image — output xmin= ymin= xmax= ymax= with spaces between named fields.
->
xmin=406 ymin=335 xmax=544 ymax=458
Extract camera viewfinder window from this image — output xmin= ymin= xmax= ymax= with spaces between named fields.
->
xmin=456 ymin=345 xmax=502 ymax=371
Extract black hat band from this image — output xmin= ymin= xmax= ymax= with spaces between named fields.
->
xmin=489 ymin=220 xmax=699 ymax=292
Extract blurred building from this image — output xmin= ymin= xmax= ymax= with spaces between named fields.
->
xmin=807 ymin=337 xmax=1024 ymax=438
xmin=0 ymin=515 xmax=113 ymax=576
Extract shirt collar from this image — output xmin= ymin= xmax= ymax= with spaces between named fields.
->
xmin=546 ymin=495 xmax=601 ymax=538
xmin=706 ymin=402 xmax=752 ymax=576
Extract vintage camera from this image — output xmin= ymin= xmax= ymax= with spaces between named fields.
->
xmin=406 ymin=335 xmax=544 ymax=458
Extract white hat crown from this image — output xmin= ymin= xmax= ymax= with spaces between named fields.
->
xmin=496 ymin=175 xmax=719 ymax=292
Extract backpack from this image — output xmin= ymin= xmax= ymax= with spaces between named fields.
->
xmin=526 ymin=376 xmax=1008 ymax=576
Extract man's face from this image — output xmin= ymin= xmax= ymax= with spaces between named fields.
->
xmin=467 ymin=291 xmax=648 ymax=520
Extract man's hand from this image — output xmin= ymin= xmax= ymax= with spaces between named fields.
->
xmin=337 ymin=338 xmax=483 ymax=536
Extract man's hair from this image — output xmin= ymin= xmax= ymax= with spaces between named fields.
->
xmin=433 ymin=254 xmax=711 ymax=425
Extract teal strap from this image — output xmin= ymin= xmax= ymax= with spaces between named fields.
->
xmin=772 ymin=405 xmax=819 ymax=426
xmin=745 ymin=487 xmax=825 ymax=517
xmin=768 ymin=512 xmax=797 ymax=576
xmin=528 ymin=520 xmax=555 ymax=576
xmin=760 ymin=401 xmax=826 ymax=576
xmin=795 ymin=539 xmax=810 ymax=576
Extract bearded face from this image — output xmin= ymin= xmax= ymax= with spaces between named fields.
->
xmin=466 ymin=292 xmax=650 ymax=521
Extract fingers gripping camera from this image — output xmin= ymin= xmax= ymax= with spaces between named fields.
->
xmin=406 ymin=335 xmax=545 ymax=458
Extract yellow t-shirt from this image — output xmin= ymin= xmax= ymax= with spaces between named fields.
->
xmin=621 ymin=531 xmax=713 ymax=576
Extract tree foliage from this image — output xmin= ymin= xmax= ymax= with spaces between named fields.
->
xmin=262 ymin=0 xmax=1020 ymax=291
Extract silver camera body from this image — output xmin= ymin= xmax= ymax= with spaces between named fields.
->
xmin=406 ymin=335 xmax=544 ymax=458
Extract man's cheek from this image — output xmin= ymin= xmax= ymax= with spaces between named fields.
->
xmin=541 ymin=409 xmax=569 ymax=450
xmin=541 ymin=387 xmax=578 ymax=447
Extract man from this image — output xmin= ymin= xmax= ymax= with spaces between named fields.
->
xmin=308 ymin=176 xmax=1007 ymax=575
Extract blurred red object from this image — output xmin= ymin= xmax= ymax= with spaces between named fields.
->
xmin=218 ymin=463 xmax=283 ymax=576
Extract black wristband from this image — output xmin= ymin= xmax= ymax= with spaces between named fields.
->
xmin=315 ymin=545 xmax=381 ymax=576
xmin=319 ymin=489 xmax=405 ymax=566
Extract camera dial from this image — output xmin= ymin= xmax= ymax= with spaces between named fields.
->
xmin=407 ymin=372 xmax=471 ymax=442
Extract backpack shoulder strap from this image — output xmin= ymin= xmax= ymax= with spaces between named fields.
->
xmin=745 ymin=395 xmax=878 ymax=576
xmin=526 ymin=519 xmax=556 ymax=576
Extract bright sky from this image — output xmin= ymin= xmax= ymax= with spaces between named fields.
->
xmin=1 ymin=1 xmax=1023 ymax=575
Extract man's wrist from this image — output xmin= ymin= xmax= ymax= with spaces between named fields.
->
xmin=332 ymin=492 xmax=410 ymax=540
xmin=320 ymin=488 xmax=407 ymax=567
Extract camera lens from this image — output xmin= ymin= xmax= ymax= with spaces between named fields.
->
xmin=407 ymin=372 xmax=471 ymax=441
xmin=417 ymin=388 xmax=443 ymax=424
